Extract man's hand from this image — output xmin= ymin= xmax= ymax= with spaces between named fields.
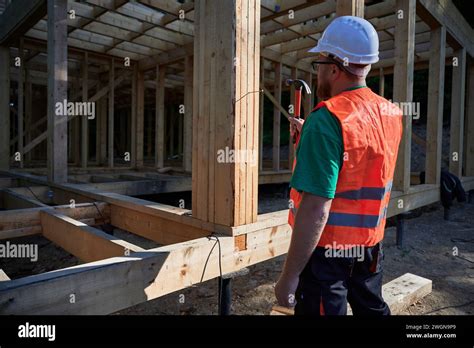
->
xmin=275 ymin=273 xmax=299 ymax=307
xmin=289 ymin=117 xmax=304 ymax=137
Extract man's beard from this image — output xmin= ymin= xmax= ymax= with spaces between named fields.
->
xmin=317 ymin=77 xmax=331 ymax=101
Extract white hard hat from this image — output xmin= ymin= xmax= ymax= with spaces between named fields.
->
xmin=309 ymin=16 xmax=379 ymax=65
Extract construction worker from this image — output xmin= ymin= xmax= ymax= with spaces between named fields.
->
xmin=275 ymin=16 xmax=403 ymax=315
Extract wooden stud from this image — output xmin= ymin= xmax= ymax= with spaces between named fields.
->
xmin=393 ymin=0 xmax=416 ymax=192
xmin=81 ymin=52 xmax=89 ymax=169
xmin=272 ymin=61 xmax=282 ymax=172
xmin=259 ymin=58 xmax=265 ymax=171
xmin=0 ymin=46 xmax=10 ymax=170
xmin=336 ymin=0 xmax=365 ymax=17
xmin=288 ymin=67 xmax=297 ymax=170
xmin=18 ymin=38 xmax=24 ymax=168
xmin=130 ymin=64 xmax=137 ymax=168
xmin=449 ymin=48 xmax=466 ymax=177
xmin=136 ymin=70 xmax=145 ymax=167
xmin=46 ymin=0 xmax=68 ymax=183
xmin=183 ymin=56 xmax=193 ymax=172
xmin=155 ymin=65 xmax=165 ymax=168
xmin=379 ymin=68 xmax=385 ymax=97
xmin=108 ymin=58 xmax=114 ymax=168
xmin=25 ymin=68 xmax=32 ymax=165
xmin=465 ymin=59 xmax=474 ymax=177
xmin=425 ymin=26 xmax=446 ymax=185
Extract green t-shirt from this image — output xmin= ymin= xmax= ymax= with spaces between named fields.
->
xmin=289 ymin=86 xmax=366 ymax=199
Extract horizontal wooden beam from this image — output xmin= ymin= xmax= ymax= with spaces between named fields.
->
xmin=40 ymin=210 xmax=144 ymax=263
xmin=0 ymin=202 xmax=110 ymax=240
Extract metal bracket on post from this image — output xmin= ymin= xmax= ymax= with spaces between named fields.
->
xmin=218 ymin=267 xmax=249 ymax=315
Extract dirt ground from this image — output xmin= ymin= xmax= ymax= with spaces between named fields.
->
xmin=2 ymin=194 xmax=473 ymax=315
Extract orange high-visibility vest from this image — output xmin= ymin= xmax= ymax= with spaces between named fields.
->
xmin=288 ymin=87 xmax=403 ymax=248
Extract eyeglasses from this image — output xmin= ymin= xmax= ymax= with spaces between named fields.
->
xmin=311 ymin=59 xmax=344 ymax=73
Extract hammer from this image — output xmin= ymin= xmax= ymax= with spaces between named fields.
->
xmin=285 ymin=79 xmax=311 ymax=143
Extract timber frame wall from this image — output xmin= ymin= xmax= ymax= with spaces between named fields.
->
xmin=0 ymin=0 xmax=473 ymax=314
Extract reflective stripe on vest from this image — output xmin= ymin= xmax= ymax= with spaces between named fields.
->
xmin=327 ymin=206 xmax=388 ymax=229
xmin=335 ymin=181 xmax=393 ymax=201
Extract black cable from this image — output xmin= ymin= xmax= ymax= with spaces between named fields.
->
xmin=199 ymin=234 xmax=224 ymax=313
xmin=25 ymin=186 xmax=46 ymax=205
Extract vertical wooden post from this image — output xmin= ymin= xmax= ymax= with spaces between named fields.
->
xmin=130 ymin=64 xmax=137 ymax=168
xmin=108 ymin=59 xmax=115 ymax=168
xmin=136 ymin=70 xmax=144 ymax=167
xmin=0 ymin=46 xmax=10 ymax=170
xmin=259 ymin=59 xmax=264 ymax=171
xmin=18 ymin=38 xmax=24 ymax=168
xmin=465 ymin=59 xmax=474 ymax=177
xmin=155 ymin=65 xmax=165 ymax=168
xmin=379 ymin=68 xmax=385 ymax=97
xmin=25 ymin=68 xmax=32 ymax=165
xmin=47 ymin=0 xmax=68 ymax=183
xmin=183 ymin=56 xmax=193 ymax=172
xmin=99 ymin=92 xmax=107 ymax=166
xmin=393 ymin=0 xmax=415 ymax=192
xmin=272 ymin=61 xmax=281 ymax=172
xmin=288 ymin=67 xmax=297 ymax=170
xmin=425 ymin=26 xmax=446 ymax=185
xmin=336 ymin=0 xmax=364 ymax=17
xmin=449 ymin=48 xmax=466 ymax=178
xmin=81 ymin=52 xmax=88 ymax=168
xmin=192 ymin=0 xmax=260 ymax=226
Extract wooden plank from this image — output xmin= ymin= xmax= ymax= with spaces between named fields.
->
xmin=262 ymin=87 xmax=291 ymax=120
xmin=288 ymin=67 xmax=297 ymax=170
xmin=0 ymin=202 xmax=110 ymax=240
xmin=425 ymin=26 xmax=446 ymax=185
xmin=81 ymin=52 xmax=89 ymax=169
xmin=0 ymin=46 xmax=9 ymax=170
xmin=40 ymin=210 xmax=143 ymax=263
xmin=393 ymin=0 xmax=416 ymax=193
xmin=0 ymin=227 xmax=290 ymax=314
xmin=110 ymin=205 xmax=209 ymax=245
xmin=155 ymin=65 xmax=165 ymax=168
xmin=449 ymin=48 xmax=466 ymax=177
xmin=183 ymin=56 xmax=193 ymax=172
xmin=336 ymin=0 xmax=364 ymax=17
xmin=108 ymin=58 xmax=115 ymax=168
xmin=271 ymin=273 xmax=432 ymax=315
xmin=46 ymin=0 xmax=68 ymax=183
xmin=465 ymin=60 xmax=474 ymax=177
xmin=1 ymin=188 xmax=48 ymax=209
xmin=272 ymin=61 xmax=282 ymax=172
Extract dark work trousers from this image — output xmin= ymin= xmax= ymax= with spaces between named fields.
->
xmin=294 ymin=242 xmax=390 ymax=316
